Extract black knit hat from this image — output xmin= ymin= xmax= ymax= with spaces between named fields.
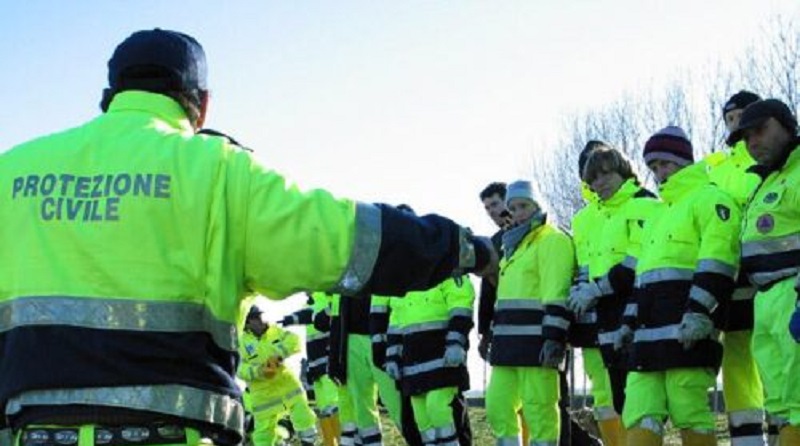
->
xmin=108 ymin=28 xmax=207 ymax=91
xmin=723 ymin=90 xmax=761 ymax=114
xmin=643 ymin=126 xmax=693 ymax=166
xmin=727 ymin=99 xmax=798 ymax=146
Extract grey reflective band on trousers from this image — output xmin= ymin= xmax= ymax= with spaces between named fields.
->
xmin=5 ymin=384 xmax=244 ymax=434
xmin=495 ymin=299 xmax=544 ymax=311
xmin=492 ymin=325 xmax=543 ymax=336
xmin=333 ymin=202 xmax=382 ymax=294
xmin=371 ymin=333 xmax=386 ymax=344
xmin=635 ymin=268 xmax=693 ymax=286
xmin=749 ymin=267 xmax=800 ymax=287
xmin=0 ymin=296 xmax=237 ymax=351
xmin=633 ymin=324 xmax=682 ymax=342
xmin=402 ymin=358 xmax=447 ymax=376
xmin=689 ymin=285 xmax=718 ymax=312
xmin=598 ymin=330 xmax=617 ymax=345
xmin=403 ymin=321 xmax=448 ymax=335
xmin=543 ymin=314 xmax=569 ymax=330
xmin=624 ymin=303 xmax=637 ymax=317
xmin=370 ymin=304 xmax=388 ymax=314
xmin=252 ymin=388 xmax=303 ymax=413
xmin=741 ymin=232 xmax=800 ymax=257
xmin=448 ymin=308 xmax=472 ymax=319
xmin=696 ymin=259 xmax=736 ymax=278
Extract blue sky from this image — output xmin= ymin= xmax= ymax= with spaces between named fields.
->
xmin=3 ymin=1 xmax=798 ymax=388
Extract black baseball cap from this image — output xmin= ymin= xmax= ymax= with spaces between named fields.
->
xmin=727 ymin=99 xmax=798 ymax=146
xmin=108 ymin=28 xmax=207 ymax=91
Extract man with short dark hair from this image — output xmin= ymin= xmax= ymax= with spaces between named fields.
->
xmin=0 ymin=29 xmax=495 ymax=446
xmin=734 ymin=98 xmax=800 ymax=445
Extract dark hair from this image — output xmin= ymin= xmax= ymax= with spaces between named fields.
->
xmin=578 ymin=140 xmax=611 ymax=175
xmin=582 ymin=147 xmax=636 ymax=184
xmin=479 ymin=182 xmax=507 ymax=201
xmin=99 ymin=65 xmax=206 ymax=126
xmin=397 ymin=204 xmax=415 ymax=214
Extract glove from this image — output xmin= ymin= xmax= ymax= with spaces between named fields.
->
xmin=539 ymin=340 xmax=566 ymax=368
xmin=478 ymin=335 xmax=491 ymax=361
xmin=567 ymin=281 xmax=602 ymax=317
xmin=612 ymin=325 xmax=633 ymax=352
xmin=789 ymin=303 xmax=800 ymax=343
xmin=385 ymin=361 xmax=402 ymax=380
xmin=443 ymin=344 xmax=467 ymax=367
xmin=678 ymin=312 xmax=714 ymax=350
xmin=262 ymin=356 xmax=282 ymax=378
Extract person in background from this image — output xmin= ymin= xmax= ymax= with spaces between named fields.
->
xmin=705 ymin=90 xmax=767 ymax=446
xmin=570 ymin=142 xmax=659 ymax=445
xmin=282 ymin=293 xmax=341 ymax=446
xmin=486 ymin=180 xmax=575 ymax=446
xmin=239 ymin=305 xmax=317 ymax=446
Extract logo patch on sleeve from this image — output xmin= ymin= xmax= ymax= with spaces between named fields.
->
xmin=715 ymin=204 xmax=731 ymax=221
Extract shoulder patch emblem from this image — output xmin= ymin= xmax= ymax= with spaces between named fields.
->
xmin=763 ymin=192 xmax=779 ymax=204
xmin=756 ymin=214 xmax=775 ymax=234
xmin=715 ymin=204 xmax=731 ymax=221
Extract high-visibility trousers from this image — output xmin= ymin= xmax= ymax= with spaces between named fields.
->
xmin=411 ymin=386 xmax=459 ymax=445
xmin=313 ymin=374 xmax=340 ymax=418
xmin=252 ymin=386 xmax=317 ymax=446
xmin=486 ymin=365 xmax=560 ymax=444
xmin=623 ymin=368 xmax=716 ymax=431
xmin=752 ymin=279 xmax=800 ymax=426
xmin=583 ymin=347 xmax=616 ymax=420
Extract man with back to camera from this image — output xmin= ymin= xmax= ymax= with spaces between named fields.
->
xmin=0 ymin=28 xmax=496 ymax=446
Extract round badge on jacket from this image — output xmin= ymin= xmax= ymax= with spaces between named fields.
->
xmin=756 ymin=214 xmax=775 ymax=233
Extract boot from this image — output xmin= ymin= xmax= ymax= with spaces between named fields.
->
xmin=320 ymin=414 xmax=341 ymax=446
xmin=626 ymin=427 xmax=662 ymax=446
xmin=679 ymin=429 xmax=716 ymax=446
xmin=598 ymin=417 xmax=624 ymax=446
xmin=779 ymin=425 xmax=800 ymax=446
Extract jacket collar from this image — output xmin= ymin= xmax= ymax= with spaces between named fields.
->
xmin=601 ymin=178 xmax=639 ymax=209
xmin=658 ymin=162 xmax=708 ymax=204
xmin=106 ymin=91 xmax=195 ymax=133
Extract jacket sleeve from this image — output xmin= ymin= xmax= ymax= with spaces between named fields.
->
xmin=283 ymin=307 xmax=314 ymax=326
xmin=540 ymin=232 xmax=576 ymax=342
xmin=239 ymin=154 xmax=490 ymax=299
xmin=444 ymin=276 xmax=476 ymax=349
xmin=686 ymin=193 xmax=741 ymax=316
xmin=271 ymin=327 xmax=302 ymax=359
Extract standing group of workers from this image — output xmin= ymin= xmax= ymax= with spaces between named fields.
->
xmin=1 ymin=27 xmax=799 ymax=446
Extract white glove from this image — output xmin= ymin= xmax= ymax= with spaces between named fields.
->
xmin=678 ymin=312 xmax=714 ymax=350
xmin=612 ymin=325 xmax=633 ymax=352
xmin=385 ymin=361 xmax=402 ymax=380
xmin=568 ymin=281 xmax=602 ymax=316
xmin=443 ymin=344 xmax=467 ymax=367
xmin=539 ymin=340 xmax=566 ymax=368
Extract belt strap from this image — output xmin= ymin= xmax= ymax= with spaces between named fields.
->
xmin=18 ymin=423 xmax=196 ymax=446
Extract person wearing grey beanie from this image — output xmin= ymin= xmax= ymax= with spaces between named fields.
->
xmin=485 ymin=179 xmax=576 ymax=445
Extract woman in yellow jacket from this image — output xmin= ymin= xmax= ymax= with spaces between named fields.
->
xmin=486 ymin=180 xmax=575 ymax=446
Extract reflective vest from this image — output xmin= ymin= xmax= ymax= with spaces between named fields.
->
xmin=238 ymin=326 xmax=304 ymax=412
xmin=0 ymin=91 xmax=359 ymax=443
xmin=627 ymin=163 xmax=740 ymax=371
xmin=740 ymin=142 xmax=800 ymax=290
xmin=582 ymin=180 xmax=659 ymax=364
xmin=386 ymin=277 xmax=474 ymax=395
xmin=490 ymin=223 xmax=575 ymax=367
